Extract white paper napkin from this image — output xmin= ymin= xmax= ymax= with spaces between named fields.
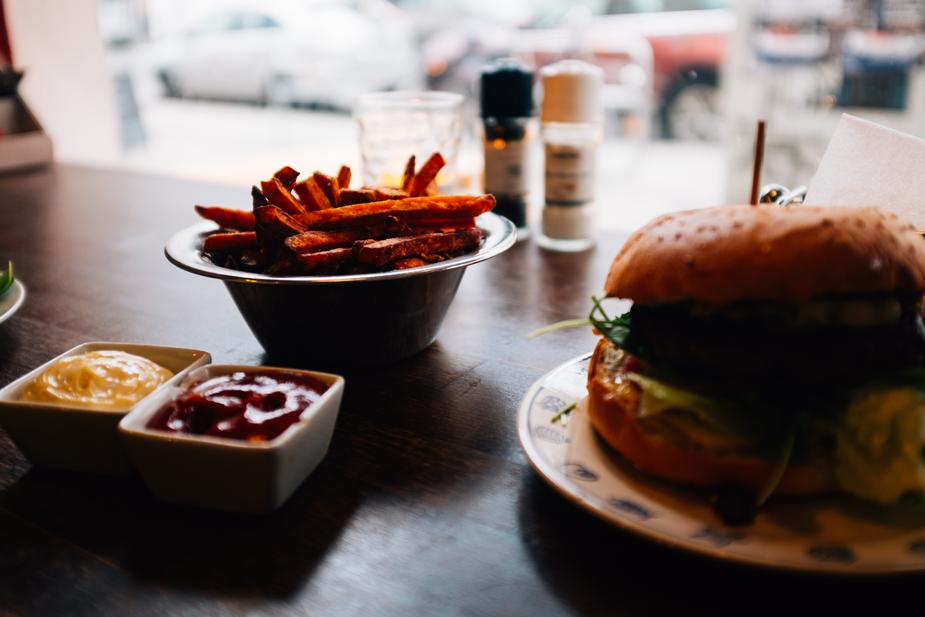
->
xmin=805 ymin=114 xmax=925 ymax=229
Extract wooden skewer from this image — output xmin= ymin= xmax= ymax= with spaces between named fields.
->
xmin=749 ymin=119 xmax=766 ymax=206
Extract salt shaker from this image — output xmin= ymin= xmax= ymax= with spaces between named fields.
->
xmin=538 ymin=60 xmax=603 ymax=252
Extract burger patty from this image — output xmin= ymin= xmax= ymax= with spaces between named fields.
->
xmin=624 ymin=296 xmax=925 ymax=384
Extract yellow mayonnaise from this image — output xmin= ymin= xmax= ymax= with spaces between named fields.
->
xmin=21 ymin=350 xmax=173 ymax=410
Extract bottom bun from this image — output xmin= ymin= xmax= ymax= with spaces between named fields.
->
xmin=586 ymin=339 xmax=837 ymax=497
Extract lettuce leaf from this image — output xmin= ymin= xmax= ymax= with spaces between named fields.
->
xmin=0 ymin=261 xmax=13 ymax=297
xmin=626 ymin=371 xmax=797 ymax=505
xmin=628 ymin=368 xmax=925 ymax=505
xmin=627 ymin=372 xmax=734 ymax=421
xmin=626 ymin=372 xmax=759 ymax=436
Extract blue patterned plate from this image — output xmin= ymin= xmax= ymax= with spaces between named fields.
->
xmin=518 ymin=354 xmax=925 ymax=574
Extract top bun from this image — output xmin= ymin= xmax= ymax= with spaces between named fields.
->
xmin=605 ymin=205 xmax=925 ymax=304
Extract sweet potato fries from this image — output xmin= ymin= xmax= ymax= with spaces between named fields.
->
xmin=193 ymin=153 xmax=494 ymax=275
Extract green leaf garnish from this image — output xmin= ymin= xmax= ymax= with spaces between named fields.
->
xmin=550 ymin=401 xmax=576 ymax=424
xmin=527 ymin=296 xmax=633 ymax=345
xmin=527 ymin=318 xmax=591 ymax=340
xmin=755 ymin=428 xmax=796 ymax=506
xmin=588 ymin=295 xmax=633 ymax=348
xmin=0 ymin=261 xmax=13 ymax=297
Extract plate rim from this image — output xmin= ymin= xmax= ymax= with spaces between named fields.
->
xmin=517 ymin=353 xmax=925 ymax=575
xmin=164 ymin=212 xmax=516 ymax=285
xmin=0 ymin=279 xmax=25 ymax=326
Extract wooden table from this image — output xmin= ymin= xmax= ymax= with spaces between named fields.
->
xmin=0 ymin=164 xmax=919 ymax=616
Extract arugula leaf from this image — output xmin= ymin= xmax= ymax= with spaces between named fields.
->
xmin=588 ymin=295 xmax=633 ymax=348
xmin=550 ymin=401 xmax=576 ymax=424
xmin=526 ymin=296 xmax=634 ymax=346
xmin=712 ymin=426 xmax=796 ymax=525
xmin=755 ymin=428 xmax=796 ymax=506
xmin=526 ymin=318 xmax=591 ymax=340
xmin=0 ymin=261 xmax=13 ymax=297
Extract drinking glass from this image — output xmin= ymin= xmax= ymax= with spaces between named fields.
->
xmin=354 ymin=91 xmax=464 ymax=191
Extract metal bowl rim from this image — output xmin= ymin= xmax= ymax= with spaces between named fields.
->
xmin=164 ymin=212 xmax=516 ymax=285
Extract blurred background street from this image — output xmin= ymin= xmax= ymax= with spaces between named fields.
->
xmin=11 ymin=0 xmax=925 ymax=230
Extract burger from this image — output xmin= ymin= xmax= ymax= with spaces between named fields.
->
xmin=585 ymin=204 xmax=925 ymax=522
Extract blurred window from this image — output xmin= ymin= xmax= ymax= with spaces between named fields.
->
xmin=603 ymin=0 xmax=729 ymax=14
xmin=88 ymin=0 xmax=925 ymax=219
xmin=237 ymin=12 xmax=281 ymax=30
xmin=189 ymin=10 xmax=280 ymax=35
xmin=528 ymin=0 xmax=730 ymax=27
xmin=191 ymin=11 xmax=237 ymax=35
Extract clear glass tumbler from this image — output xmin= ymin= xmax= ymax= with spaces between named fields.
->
xmin=354 ymin=91 xmax=464 ymax=191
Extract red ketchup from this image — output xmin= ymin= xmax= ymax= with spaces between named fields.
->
xmin=148 ymin=371 xmax=328 ymax=442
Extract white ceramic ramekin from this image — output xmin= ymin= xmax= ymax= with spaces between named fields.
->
xmin=119 ymin=364 xmax=345 ymax=513
xmin=0 ymin=342 xmax=211 ymax=475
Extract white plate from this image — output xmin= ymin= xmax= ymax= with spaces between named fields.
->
xmin=0 ymin=279 xmax=25 ymax=326
xmin=518 ymin=353 xmax=925 ymax=574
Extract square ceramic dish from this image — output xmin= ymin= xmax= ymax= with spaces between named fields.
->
xmin=0 ymin=342 xmax=210 ymax=475
xmin=119 ymin=364 xmax=345 ymax=514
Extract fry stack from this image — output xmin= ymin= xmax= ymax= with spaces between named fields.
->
xmin=193 ymin=153 xmax=495 ymax=274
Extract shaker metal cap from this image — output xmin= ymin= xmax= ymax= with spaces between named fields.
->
xmin=540 ymin=60 xmax=603 ymax=124
xmin=480 ymin=58 xmax=535 ymax=118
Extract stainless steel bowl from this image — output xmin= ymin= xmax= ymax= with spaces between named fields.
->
xmin=165 ymin=213 xmax=516 ymax=367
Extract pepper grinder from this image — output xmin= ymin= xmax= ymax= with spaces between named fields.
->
xmin=480 ymin=59 xmax=536 ymax=240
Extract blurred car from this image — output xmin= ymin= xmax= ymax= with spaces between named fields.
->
xmin=99 ymin=0 xmax=148 ymax=46
xmin=837 ymin=28 xmax=925 ymax=109
xmin=419 ymin=0 xmax=734 ymax=140
xmin=157 ymin=0 xmax=423 ymax=109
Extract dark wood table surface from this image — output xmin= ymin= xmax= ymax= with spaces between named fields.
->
xmin=0 ymin=164 xmax=920 ymax=616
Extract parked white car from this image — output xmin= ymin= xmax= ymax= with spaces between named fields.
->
xmin=157 ymin=1 xmax=424 ymax=109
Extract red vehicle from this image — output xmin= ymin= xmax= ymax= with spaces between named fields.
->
xmin=421 ymin=2 xmax=734 ymax=140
